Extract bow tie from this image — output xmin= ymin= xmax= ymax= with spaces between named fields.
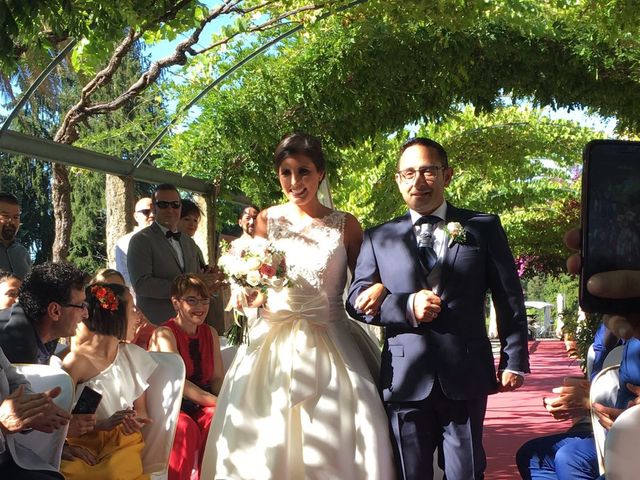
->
xmin=166 ymin=230 xmax=181 ymax=241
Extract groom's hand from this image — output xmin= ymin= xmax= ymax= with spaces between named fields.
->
xmin=413 ymin=290 xmax=441 ymax=323
xmin=498 ymin=371 xmax=524 ymax=392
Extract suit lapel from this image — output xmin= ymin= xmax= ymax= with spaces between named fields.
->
xmin=439 ymin=202 xmax=463 ymax=294
xmin=151 ymin=223 xmax=184 ymax=272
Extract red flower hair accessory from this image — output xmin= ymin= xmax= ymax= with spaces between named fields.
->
xmin=91 ymin=285 xmax=119 ymax=311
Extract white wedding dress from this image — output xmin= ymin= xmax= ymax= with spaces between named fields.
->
xmin=202 ymin=206 xmax=395 ymax=479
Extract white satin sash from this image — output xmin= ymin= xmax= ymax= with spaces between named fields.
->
xmin=260 ymin=292 xmax=339 ymax=413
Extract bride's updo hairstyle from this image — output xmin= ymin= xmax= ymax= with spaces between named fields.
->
xmin=84 ymin=282 xmax=129 ymax=340
xmin=274 ymin=133 xmax=326 ymax=175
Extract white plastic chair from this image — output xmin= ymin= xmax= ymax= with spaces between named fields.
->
xmin=13 ymin=364 xmax=74 ymax=470
xmin=141 ymin=352 xmax=186 ymax=480
xmin=603 ymin=345 xmax=624 ymax=370
xmin=603 ymin=403 xmax=640 ymax=479
xmin=590 ymin=365 xmax=620 ymax=475
xmin=586 ymin=343 xmax=596 ymax=380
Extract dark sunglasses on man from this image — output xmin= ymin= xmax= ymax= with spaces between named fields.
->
xmin=136 ymin=209 xmax=153 ymax=216
xmin=155 ymin=200 xmax=181 ymax=209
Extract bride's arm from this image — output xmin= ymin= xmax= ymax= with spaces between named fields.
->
xmin=354 ymin=282 xmax=388 ymax=316
xmin=253 ymin=208 xmax=269 ymax=239
xmin=343 ymin=213 xmax=364 ymax=276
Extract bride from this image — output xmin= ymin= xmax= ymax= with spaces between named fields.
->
xmin=202 ymin=133 xmax=395 ymax=479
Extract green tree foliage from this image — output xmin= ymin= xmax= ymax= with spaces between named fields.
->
xmin=67 ymin=44 xmax=165 ymax=273
xmin=0 ymin=0 xmax=206 ymax=73
xmin=161 ymin=0 xmax=640 ymax=243
xmin=67 ymin=169 xmax=106 ymax=271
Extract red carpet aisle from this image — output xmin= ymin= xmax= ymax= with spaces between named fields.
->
xmin=484 ymin=340 xmax=584 ymax=479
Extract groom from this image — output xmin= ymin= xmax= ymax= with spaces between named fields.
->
xmin=347 ymin=138 xmax=529 ymax=480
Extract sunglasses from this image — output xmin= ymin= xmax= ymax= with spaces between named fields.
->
xmin=136 ymin=209 xmax=152 ymax=216
xmin=155 ymin=201 xmax=181 ymax=209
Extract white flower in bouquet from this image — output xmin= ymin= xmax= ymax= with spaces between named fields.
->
xmin=246 ymin=270 xmax=262 ymax=287
xmin=217 ymin=238 xmax=291 ymax=294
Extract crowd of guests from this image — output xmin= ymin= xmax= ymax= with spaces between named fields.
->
xmin=515 ymin=230 xmax=640 ymax=480
xmin=0 ymin=138 xmax=638 ymax=480
xmin=0 ymin=184 xmax=251 ymax=479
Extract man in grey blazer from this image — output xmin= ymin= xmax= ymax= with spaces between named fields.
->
xmin=128 ymin=184 xmax=202 ymax=324
xmin=0 ymin=346 xmax=70 ymax=478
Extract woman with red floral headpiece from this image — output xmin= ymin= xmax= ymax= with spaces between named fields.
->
xmin=61 ymin=283 xmax=157 ymax=479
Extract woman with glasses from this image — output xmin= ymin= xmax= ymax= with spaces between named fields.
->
xmin=61 ymin=283 xmax=157 ymax=479
xmin=149 ymin=273 xmax=223 ymax=480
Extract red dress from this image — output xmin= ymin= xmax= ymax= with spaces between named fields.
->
xmin=163 ymin=319 xmax=216 ymax=480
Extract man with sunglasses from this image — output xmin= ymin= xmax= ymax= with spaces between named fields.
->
xmin=0 ymin=262 xmax=89 ymax=365
xmin=115 ymin=197 xmax=154 ymax=291
xmin=128 ymin=184 xmax=203 ymax=325
xmin=347 ymin=138 xmax=529 ymax=480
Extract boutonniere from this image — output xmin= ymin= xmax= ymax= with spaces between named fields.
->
xmin=445 ymin=222 xmax=467 ymax=247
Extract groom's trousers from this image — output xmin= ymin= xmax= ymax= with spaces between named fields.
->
xmin=386 ymin=381 xmax=487 ymax=480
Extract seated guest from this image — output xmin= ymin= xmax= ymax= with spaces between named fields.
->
xmin=0 ymin=270 xmax=21 ymax=309
xmin=516 ymin=323 xmax=621 ymax=479
xmin=517 ymin=231 xmax=640 ymax=480
xmin=149 ymin=274 xmax=223 ymax=480
xmin=90 ymin=269 xmax=155 ymax=348
xmin=61 ymin=283 xmax=157 ymax=480
xmin=0 ymin=262 xmax=89 ymax=364
xmin=69 ymin=269 xmax=127 ymax=351
xmin=0 ymin=345 xmax=71 ymax=479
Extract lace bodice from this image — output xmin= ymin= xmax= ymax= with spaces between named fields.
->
xmin=267 ymin=206 xmax=347 ymax=297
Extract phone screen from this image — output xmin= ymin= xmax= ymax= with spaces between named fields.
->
xmin=581 ymin=140 xmax=640 ymax=312
xmin=72 ymin=386 xmax=102 ymax=415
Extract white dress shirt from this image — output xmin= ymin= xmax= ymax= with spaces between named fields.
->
xmin=156 ymin=222 xmax=185 ymax=270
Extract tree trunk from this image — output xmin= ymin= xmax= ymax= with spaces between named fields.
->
xmin=105 ymin=174 xmax=134 ymax=268
xmin=52 ymin=163 xmax=72 ymax=261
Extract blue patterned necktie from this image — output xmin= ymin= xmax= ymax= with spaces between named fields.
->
xmin=415 ymin=215 xmax=440 ymax=272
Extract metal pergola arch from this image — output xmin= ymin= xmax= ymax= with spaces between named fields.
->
xmin=0 ymin=0 xmax=366 ymax=187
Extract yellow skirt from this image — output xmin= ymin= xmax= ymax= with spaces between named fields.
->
xmin=61 ymin=425 xmax=148 ymax=480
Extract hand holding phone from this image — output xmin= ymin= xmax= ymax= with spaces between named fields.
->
xmin=72 ymin=386 xmax=102 ymax=415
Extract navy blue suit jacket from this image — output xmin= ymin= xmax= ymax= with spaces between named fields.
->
xmin=347 ymin=203 xmax=529 ymax=402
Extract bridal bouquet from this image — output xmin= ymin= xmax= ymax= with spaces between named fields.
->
xmin=217 ymin=237 xmax=291 ymax=295
xmin=218 ymin=237 xmax=291 ymax=345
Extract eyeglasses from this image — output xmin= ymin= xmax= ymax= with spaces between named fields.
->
xmin=180 ymin=297 xmax=211 ymax=306
xmin=155 ymin=201 xmax=181 ymax=209
xmin=136 ymin=209 xmax=152 ymax=216
xmin=62 ymin=302 xmax=89 ymax=310
xmin=0 ymin=212 xmax=20 ymax=221
xmin=397 ymin=166 xmax=445 ymax=182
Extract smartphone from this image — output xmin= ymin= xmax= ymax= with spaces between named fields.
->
xmin=580 ymin=140 xmax=640 ymax=313
xmin=72 ymin=386 xmax=103 ymax=414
